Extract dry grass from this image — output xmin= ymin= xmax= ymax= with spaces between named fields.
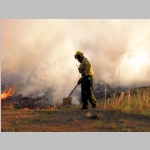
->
xmin=101 ymin=86 xmax=150 ymax=114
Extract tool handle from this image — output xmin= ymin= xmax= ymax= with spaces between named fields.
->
xmin=68 ymin=84 xmax=78 ymax=98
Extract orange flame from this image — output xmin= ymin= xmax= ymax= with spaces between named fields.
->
xmin=1 ymin=86 xmax=16 ymax=100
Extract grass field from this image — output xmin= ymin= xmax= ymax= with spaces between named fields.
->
xmin=1 ymin=86 xmax=150 ymax=132
xmin=1 ymin=92 xmax=150 ymax=132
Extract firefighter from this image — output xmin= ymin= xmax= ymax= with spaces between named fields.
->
xmin=74 ymin=50 xmax=97 ymax=110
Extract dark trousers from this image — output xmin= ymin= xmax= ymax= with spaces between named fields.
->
xmin=81 ymin=75 xmax=97 ymax=108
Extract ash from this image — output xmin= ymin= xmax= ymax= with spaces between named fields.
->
xmin=1 ymin=94 xmax=53 ymax=109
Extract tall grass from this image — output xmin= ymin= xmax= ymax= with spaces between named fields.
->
xmin=99 ymin=86 xmax=150 ymax=115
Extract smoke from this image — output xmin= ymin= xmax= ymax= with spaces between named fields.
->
xmin=2 ymin=19 xmax=150 ymax=104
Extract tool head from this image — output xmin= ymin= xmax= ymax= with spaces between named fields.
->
xmin=63 ymin=97 xmax=72 ymax=105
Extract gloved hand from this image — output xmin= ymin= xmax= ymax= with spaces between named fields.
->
xmin=77 ymin=77 xmax=83 ymax=85
xmin=81 ymin=72 xmax=86 ymax=77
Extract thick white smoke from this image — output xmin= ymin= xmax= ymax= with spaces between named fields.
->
xmin=1 ymin=19 xmax=150 ymax=104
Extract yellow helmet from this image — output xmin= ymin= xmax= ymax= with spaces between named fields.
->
xmin=74 ymin=50 xmax=84 ymax=59
xmin=75 ymin=50 xmax=83 ymax=55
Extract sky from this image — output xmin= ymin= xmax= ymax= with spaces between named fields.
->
xmin=1 ymin=19 xmax=150 ymax=105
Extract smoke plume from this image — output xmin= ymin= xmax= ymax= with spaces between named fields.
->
xmin=1 ymin=19 xmax=150 ymax=104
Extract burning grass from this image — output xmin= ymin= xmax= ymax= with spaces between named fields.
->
xmin=1 ymin=86 xmax=16 ymax=100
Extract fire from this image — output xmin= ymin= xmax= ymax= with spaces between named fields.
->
xmin=24 ymin=108 xmax=29 ymax=110
xmin=1 ymin=86 xmax=16 ymax=100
